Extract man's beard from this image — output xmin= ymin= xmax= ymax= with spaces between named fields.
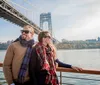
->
xmin=21 ymin=35 xmax=27 ymax=41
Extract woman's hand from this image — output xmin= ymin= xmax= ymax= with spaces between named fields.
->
xmin=71 ymin=66 xmax=83 ymax=71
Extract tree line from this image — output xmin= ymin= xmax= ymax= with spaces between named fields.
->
xmin=1 ymin=41 xmax=100 ymax=50
xmin=55 ymin=41 xmax=100 ymax=49
xmin=0 ymin=41 xmax=13 ymax=50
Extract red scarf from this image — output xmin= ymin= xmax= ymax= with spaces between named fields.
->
xmin=35 ymin=42 xmax=59 ymax=85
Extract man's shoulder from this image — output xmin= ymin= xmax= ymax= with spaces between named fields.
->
xmin=9 ymin=41 xmax=20 ymax=47
xmin=12 ymin=41 xmax=20 ymax=45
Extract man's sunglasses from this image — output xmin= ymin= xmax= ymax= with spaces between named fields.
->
xmin=21 ymin=30 xmax=31 ymax=34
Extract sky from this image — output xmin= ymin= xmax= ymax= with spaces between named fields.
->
xmin=1 ymin=0 xmax=100 ymax=42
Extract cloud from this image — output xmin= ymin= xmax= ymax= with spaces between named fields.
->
xmin=55 ymin=11 xmax=100 ymax=41
xmin=52 ymin=0 xmax=100 ymax=41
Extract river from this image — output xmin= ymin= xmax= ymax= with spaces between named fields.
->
xmin=0 ymin=49 xmax=100 ymax=85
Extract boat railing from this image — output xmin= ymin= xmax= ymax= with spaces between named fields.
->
xmin=56 ymin=67 xmax=100 ymax=85
xmin=0 ymin=63 xmax=100 ymax=85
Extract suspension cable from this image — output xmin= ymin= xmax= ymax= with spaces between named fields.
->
xmin=5 ymin=0 xmax=33 ymax=12
xmin=23 ymin=0 xmax=44 ymax=13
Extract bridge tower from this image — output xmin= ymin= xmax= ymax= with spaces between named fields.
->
xmin=40 ymin=12 xmax=52 ymax=36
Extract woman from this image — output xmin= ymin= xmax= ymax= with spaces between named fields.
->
xmin=29 ymin=31 xmax=82 ymax=85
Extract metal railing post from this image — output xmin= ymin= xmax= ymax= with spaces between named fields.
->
xmin=60 ymin=71 xmax=62 ymax=85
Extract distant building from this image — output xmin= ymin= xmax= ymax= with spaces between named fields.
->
xmin=7 ymin=40 xmax=13 ymax=45
xmin=98 ymin=37 xmax=100 ymax=41
xmin=86 ymin=39 xmax=96 ymax=42
xmin=62 ymin=39 xmax=68 ymax=43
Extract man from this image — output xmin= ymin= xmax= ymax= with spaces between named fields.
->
xmin=3 ymin=25 xmax=35 ymax=85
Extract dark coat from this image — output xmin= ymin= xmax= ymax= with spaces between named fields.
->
xmin=29 ymin=47 xmax=50 ymax=85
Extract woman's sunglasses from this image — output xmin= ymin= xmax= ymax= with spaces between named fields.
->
xmin=44 ymin=36 xmax=52 ymax=39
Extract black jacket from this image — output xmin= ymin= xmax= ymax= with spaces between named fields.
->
xmin=29 ymin=47 xmax=49 ymax=85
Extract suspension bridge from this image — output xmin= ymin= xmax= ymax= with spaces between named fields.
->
xmin=0 ymin=0 xmax=59 ymax=43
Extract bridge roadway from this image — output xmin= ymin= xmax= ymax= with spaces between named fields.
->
xmin=0 ymin=0 xmax=42 ymax=34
